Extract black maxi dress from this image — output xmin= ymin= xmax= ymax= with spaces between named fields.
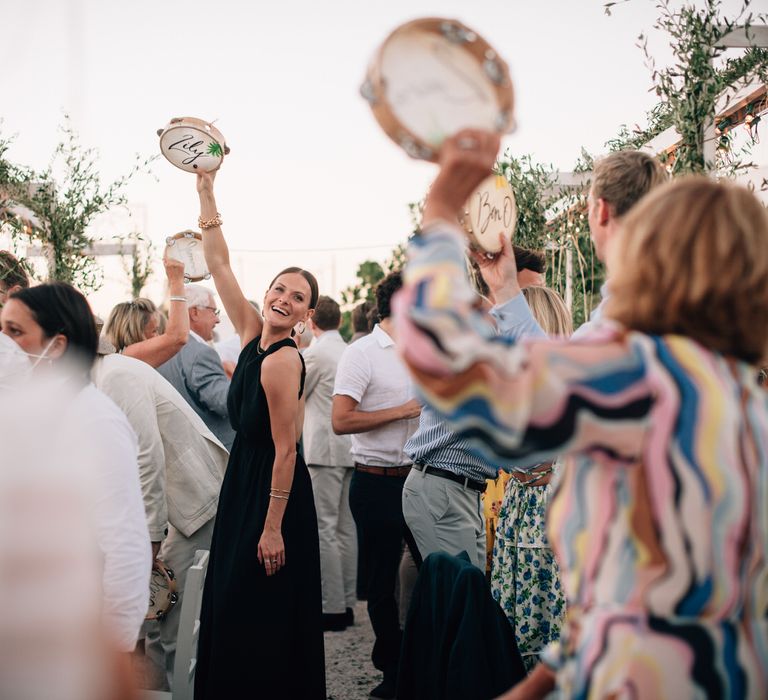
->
xmin=194 ymin=336 xmax=326 ymax=699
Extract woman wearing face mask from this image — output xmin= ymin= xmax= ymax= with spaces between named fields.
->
xmin=191 ymin=171 xmax=325 ymax=699
xmin=0 ymin=282 xmax=151 ymax=684
xmin=103 ymin=257 xmax=189 ymax=368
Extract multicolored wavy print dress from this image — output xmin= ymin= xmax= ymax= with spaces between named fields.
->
xmin=394 ymin=225 xmax=768 ymax=699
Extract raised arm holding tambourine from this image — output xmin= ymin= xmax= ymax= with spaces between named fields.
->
xmin=195 ymin=172 xmax=263 ymax=348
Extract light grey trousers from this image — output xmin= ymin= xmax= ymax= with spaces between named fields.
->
xmin=145 ymin=517 xmax=215 ymax=687
xmin=308 ymin=465 xmax=358 ymax=614
xmin=401 ymin=467 xmax=486 ymax=570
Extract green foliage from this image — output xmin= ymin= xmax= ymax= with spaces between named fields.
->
xmin=496 ymin=152 xmax=559 ymax=249
xmin=338 ymin=243 xmax=407 ymax=341
xmin=611 ymin=0 xmax=768 ymax=174
xmin=0 ymin=116 xmax=155 ymax=291
xmin=605 ymin=102 xmax=674 ymax=152
xmin=117 ymin=232 xmax=154 ymax=298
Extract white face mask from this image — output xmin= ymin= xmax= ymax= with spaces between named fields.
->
xmin=25 ymin=335 xmax=58 ymax=369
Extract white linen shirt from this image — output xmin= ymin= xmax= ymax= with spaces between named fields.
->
xmin=333 ymin=324 xmax=418 ymax=466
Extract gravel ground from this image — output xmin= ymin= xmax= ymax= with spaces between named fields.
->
xmin=324 ymin=600 xmax=380 ymax=700
xmin=134 ymin=600 xmax=379 ymax=699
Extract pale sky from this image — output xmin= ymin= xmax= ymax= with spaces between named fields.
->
xmin=1 ymin=0 xmax=759 ymax=321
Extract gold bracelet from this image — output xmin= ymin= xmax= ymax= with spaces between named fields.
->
xmin=269 ymin=493 xmax=289 ymax=501
xmin=198 ymin=213 xmax=222 ymax=229
xmin=169 ymin=295 xmax=187 ymax=302
xmin=270 ymin=488 xmax=291 ymax=494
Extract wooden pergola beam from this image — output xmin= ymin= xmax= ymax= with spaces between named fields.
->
xmin=25 ymin=243 xmax=137 ymax=257
xmin=716 ymin=25 xmax=768 ymax=49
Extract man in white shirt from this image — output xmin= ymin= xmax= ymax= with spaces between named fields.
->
xmin=304 ymin=296 xmax=356 ymax=632
xmin=92 ymin=339 xmax=229 ymax=687
xmin=333 ymin=271 xmax=421 ymax=700
xmin=157 ymin=285 xmax=235 ymax=449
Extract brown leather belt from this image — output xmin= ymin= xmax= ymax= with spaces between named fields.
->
xmin=354 ymin=463 xmax=412 ymax=477
xmin=508 ymin=462 xmax=555 ymax=487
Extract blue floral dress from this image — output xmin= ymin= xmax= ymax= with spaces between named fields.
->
xmin=490 ymin=466 xmax=565 ymax=671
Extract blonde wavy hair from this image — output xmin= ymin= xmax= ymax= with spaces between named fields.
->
xmin=523 ymin=286 xmax=573 ymax=337
xmin=104 ymin=298 xmax=158 ymax=352
xmin=606 ymin=176 xmax=768 ymax=363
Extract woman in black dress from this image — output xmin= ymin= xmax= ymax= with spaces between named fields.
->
xmin=193 ymin=170 xmax=325 ymax=699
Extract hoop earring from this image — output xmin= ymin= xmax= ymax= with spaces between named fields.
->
xmin=295 ymin=321 xmax=306 ymax=335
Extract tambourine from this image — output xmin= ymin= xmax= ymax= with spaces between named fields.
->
xmin=361 ymin=18 xmax=515 ymax=161
xmin=146 ymin=560 xmax=178 ymax=622
xmin=461 ymin=173 xmax=517 ymax=254
xmin=165 ymin=230 xmax=210 ymax=282
xmin=157 ymin=117 xmax=230 ymax=173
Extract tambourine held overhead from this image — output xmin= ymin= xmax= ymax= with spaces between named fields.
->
xmin=157 ymin=117 xmax=230 ymax=173
xmin=165 ymin=230 xmax=210 ymax=282
xmin=361 ymin=18 xmax=515 ymax=161
xmin=460 ymin=173 xmax=517 ymax=254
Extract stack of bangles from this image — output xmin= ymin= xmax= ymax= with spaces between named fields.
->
xmin=269 ymin=488 xmax=290 ymax=501
xmin=198 ymin=213 xmax=222 ymax=229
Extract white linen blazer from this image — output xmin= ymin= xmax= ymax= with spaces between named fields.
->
xmin=93 ymin=353 xmax=229 ymax=540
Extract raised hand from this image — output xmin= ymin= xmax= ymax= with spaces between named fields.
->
xmin=196 ymin=168 xmax=217 ymax=195
xmin=470 ymin=233 xmax=521 ymax=304
xmin=163 ymin=256 xmax=186 ymax=285
xmin=423 ymin=129 xmax=501 ymax=227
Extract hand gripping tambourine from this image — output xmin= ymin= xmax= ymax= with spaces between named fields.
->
xmin=146 ymin=560 xmax=178 ymax=622
xmin=157 ymin=117 xmax=230 ymax=173
xmin=361 ymin=18 xmax=515 ymax=161
xmin=165 ymin=230 xmax=210 ymax=282
xmin=461 ymin=173 xmax=517 ymax=254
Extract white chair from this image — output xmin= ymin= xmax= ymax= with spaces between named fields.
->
xmin=144 ymin=549 xmax=210 ymax=700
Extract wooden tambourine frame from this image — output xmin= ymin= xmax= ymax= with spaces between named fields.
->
xmin=461 ymin=173 xmax=517 ymax=254
xmin=361 ymin=17 xmax=515 ymax=161
xmin=157 ymin=117 xmax=231 ymax=173
xmin=165 ymin=230 xmax=210 ymax=282
xmin=146 ymin=560 xmax=178 ymax=622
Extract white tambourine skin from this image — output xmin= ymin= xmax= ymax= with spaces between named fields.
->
xmin=165 ymin=231 xmax=210 ymax=282
xmin=462 ymin=174 xmax=517 ymax=254
xmin=362 ymin=18 xmax=514 ymax=162
xmin=159 ymin=126 xmax=223 ymax=173
xmin=381 ymin=29 xmax=498 ymax=149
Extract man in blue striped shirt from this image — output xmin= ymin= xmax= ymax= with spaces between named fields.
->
xmin=402 ymin=245 xmax=546 ymax=570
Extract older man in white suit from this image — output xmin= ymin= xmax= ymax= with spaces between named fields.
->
xmin=303 ymin=296 xmax=357 ymax=631
xmin=91 ymin=330 xmax=229 ymax=688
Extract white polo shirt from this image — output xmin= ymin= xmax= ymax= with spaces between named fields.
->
xmin=333 ymin=324 xmax=419 ymax=467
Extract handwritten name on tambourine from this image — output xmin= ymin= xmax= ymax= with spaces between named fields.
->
xmin=463 ymin=174 xmax=517 ymax=253
xmin=157 ymin=117 xmax=230 ymax=173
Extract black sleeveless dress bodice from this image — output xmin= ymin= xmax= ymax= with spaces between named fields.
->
xmin=195 ymin=336 xmax=325 ymax=699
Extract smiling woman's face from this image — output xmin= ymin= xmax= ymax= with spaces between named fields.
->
xmin=263 ymin=273 xmax=313 ymax=331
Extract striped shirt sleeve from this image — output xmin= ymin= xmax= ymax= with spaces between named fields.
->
xmin=393 ymin=224 xmax=654 ymax=465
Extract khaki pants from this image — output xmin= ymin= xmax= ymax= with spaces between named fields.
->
xmin=308 ymin=465 xmax=357 ymax=614
xmin=402 ymin=467 xmax=486 ymax=570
